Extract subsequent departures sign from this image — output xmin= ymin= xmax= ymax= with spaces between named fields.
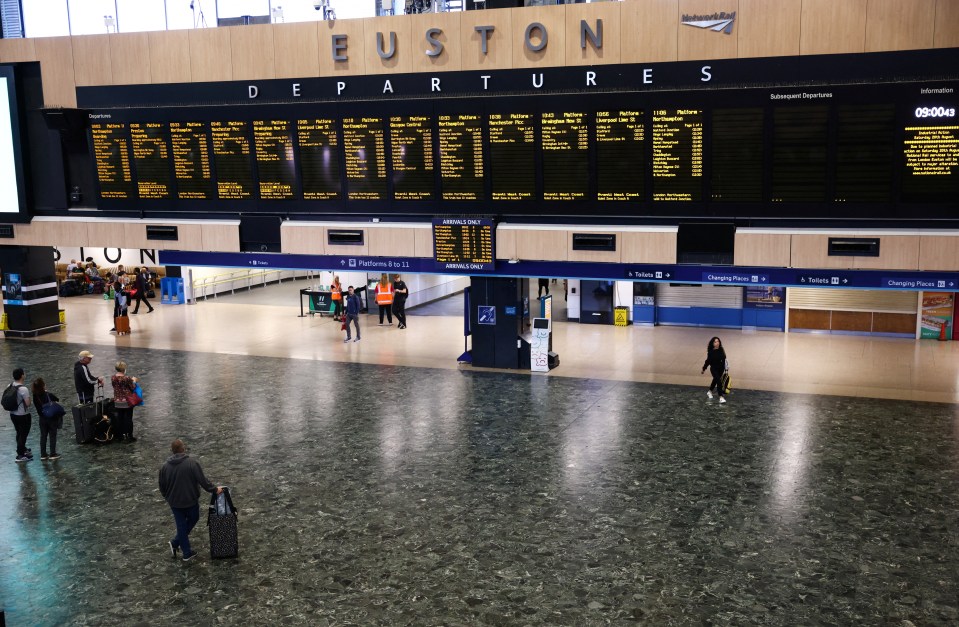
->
xmin=432 ymin=218 xmax=496 ymax=271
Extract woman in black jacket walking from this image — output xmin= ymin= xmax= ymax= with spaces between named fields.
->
xmin=701 ymin=336 xmax=728 ymax=404
xmin=32 ymin=378 xmax=62 ymax=460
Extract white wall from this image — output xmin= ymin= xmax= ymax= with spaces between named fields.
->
xmin=55 ymin=247 xmax=159 ymax=270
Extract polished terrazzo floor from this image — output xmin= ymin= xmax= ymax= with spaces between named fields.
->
xmin=1 ymin=338 xmax=957 ymax=626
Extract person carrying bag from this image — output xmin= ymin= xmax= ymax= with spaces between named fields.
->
xmin=32 ymin=378 xmax=64 ymax=460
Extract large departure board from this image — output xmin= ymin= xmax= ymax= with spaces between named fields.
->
xmin=711 ymin=108 xmax=763 ymax=202
xmin=390 ymin=116 xmax=434 ymax=201
xmin=771 ymin=106 xmax=828 ymax=202
xmin=130 ymin=122 xmax=171 ymax=200
xmin=489 ymin=113 xmax=535 ymax=201
xmin=343 ymin=117 xmax=387 ymax=201
xmin=211 ymin=121 xmax=254 ymax=200
xmin=835 ymin=104 xmax=896 ymax=203
xmin=92 ymin=122 xmax=134 ymax=199
xmin=902 ymin=115 xmax=959 ymax=202
xmin=253 ymin=120 xmax=295 ymax=200
xmin=652 ymin=109 xmax=703 ymax=201
xmin=542 ymin=112 xmax=588 ymax=200
xmin=297 ymin=118 xmax=340 ymax=201
xmin=432 ymin=218 xmax=495 ymax=271
xmin=171 ymin=121 xmax=214 ymax=200
xmin=439 ymin=114 xmax=485 ymax=201
xmin=596 ymin=110 xmax=644 ymax=201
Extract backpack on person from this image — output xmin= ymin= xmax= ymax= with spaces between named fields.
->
xmin=1 ymin=384 xmax=24 ymax=411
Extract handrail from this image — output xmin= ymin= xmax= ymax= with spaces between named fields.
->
xmin=192 ymin=269 xmax=291 ymax=300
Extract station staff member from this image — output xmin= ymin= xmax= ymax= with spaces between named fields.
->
xmin=374 ymin=274 xmax=394 ymax=325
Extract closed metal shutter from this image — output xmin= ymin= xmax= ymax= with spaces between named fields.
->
xmin=788 ymin=288 xmax=917 ymax=313
xmin=656 ymin=284 xmax=743 ymax=309
xmin=0 ymin=0 xmax=24 ymax=39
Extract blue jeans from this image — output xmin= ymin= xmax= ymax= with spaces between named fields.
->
xmin=170 ymin=503 xmax=200 ymax=557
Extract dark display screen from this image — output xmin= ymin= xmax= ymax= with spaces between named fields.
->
xmin=130 ymin=122 xmax=171 ymax=199
xmin=297 ymin=118 xmax=340 ymax=201
xmin=253 ymin=119 xmax=295 ymax=200
xmin=92 ymin=122 xmax=134 ymax=199
xmin=542 ymin=112 xmax=588 ymax=200
xmin=343 ymin=116 xmax=387 ymax=201
xmin=596 ymin=110 xmax=644 ymax=201
xmin=439 ymin=114 xmax=485 ymax=201
xmin=901 ymin=107 xmax=959 ymax=202
xmin=489 ymin=113 xmax=535 ymax=201
xmin=432 ymin=218 xmax=495 ymax=270
xmin=211 ymin=121 xmax=254 ymax=200
xmin=711 ymin=108 xmax=763 ymax=202
xmin=170 ymin=121 xmax=213 ymax=200
xmin=390 ymin=115 xmax=434 ymax=201
xmin=652 ymin=109 xmax=703 ymax=201
xmin=771 ymin=105 xmax=828 ymax=202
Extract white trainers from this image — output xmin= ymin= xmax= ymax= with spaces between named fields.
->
xmin=706 ymin=391 xmax=713 ymax=399
xmin=719 ymin=397 xmax=727 ymax=404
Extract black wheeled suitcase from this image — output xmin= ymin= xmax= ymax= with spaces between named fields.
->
xmin=208 ymin=488 xmax=239 ymax=559
xmin=72 ymin=388 xmax=115 ymax=444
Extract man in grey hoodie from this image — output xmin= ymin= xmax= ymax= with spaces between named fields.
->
xmin=158 ymin=439 xmax=223 ymax=561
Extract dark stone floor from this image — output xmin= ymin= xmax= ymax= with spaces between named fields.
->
xmin=1 ymin=339 xmax=957 ymax=626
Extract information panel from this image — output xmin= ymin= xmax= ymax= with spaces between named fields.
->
xmin=390 ymin=115 xmax=434 ymax=201
xmin=253 ymin=119 xmax=295 ymax=200
xmin=711 ymin=108 xmax=763 ymax=202
xmin=211 ymin=121 xmax=254 ymax=200
xmin=297 ymin=118 xmax=340 ymax=201
xmin=432 ymin=218 xmax=495 ymax=271
xmin=439 ymin=114 xmax=485 ymax=201
xmin=130 ymin=122 xmax=171 ymax=200
xmin=171 ymin=121 xmax=214 ymax=200
xmin=596 ymin=110 xmax=644 ymax=201
xmin=771 ymin=105 xmax=828 ymax=202
xmin=652 ymin=109 xmax=703 ymax=201
xmin=343 ymin=116 xmax=387 ymax=201
xmin=902 ymin=108 xmax=959 ymax=202
xmin=542 ymin=112 xmax=588 ymax=200
xmin=489 ymin=113 xmax=535 ymax=201
xmin=92 ymin=122 xmax=134 ymax=199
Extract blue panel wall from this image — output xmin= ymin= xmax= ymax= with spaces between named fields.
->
xmin=657 ymin=307 xmax=743 ymax=328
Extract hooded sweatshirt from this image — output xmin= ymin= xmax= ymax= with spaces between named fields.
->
xmin=158 ymin=453 xmax=216 ymax=508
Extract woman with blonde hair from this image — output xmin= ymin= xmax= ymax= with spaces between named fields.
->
xmin=374 ymin=273 xmax=394 ymax=326
xmin=112 ymin=361 xmax=140 ymax=441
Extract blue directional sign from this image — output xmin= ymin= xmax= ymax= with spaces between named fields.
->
xmin=477 ymin=306 xmax=496 ymax=325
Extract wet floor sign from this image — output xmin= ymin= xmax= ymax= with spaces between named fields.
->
xmin=614 ymin=307 xmax=629 ymax=326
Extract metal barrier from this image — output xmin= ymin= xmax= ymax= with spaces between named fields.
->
xmin=192 ymin=269 xmax=295 ymax=300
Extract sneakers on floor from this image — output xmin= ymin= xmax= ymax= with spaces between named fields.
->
xmin=40 ymin=454 xmax=49 ymax=461
xmin=169 ymin=541 xmax=178 ymax=558
xmin=344 ymin=339 xmax=351 ymax=343
xmin=48 ymin=453 xmax=61 ymax=460
xmin=182 ymin=551 xmax=196 ymax=562
xmin=354 ymin=338 xmax=361 ymax=342
xmin=706 ymin=391 xmax=713 ymax=399
xmin=15 ymin=455 xmax=30 ymax=463
xmin=719 ymin=397 xmax=727 ymax=404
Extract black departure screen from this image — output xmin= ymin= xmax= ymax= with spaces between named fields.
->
xmin=432 ymin=218 xmax=495 ymax=270
xmin=130 ymin=122 xmax=171 ymax=200
xmin=390 ymin=115 xmax=435 ymax=201
xmin=297 ymin=118 xmax=340 ymax=201
xmin=596 ymin=110 xmax=644 ymax=201
xmin=170 ymin=121 xmax=214 ymax=200
xmin=771 ymin=105 xmax=828 ymax=202
xmin=253 ymin=120 xmax=295 ymax=200
xmin=652 ymin=109 xmax=703 ymax=201
xmin=343 ymin=116 xmax=387 ymax=201
xmin=902 ymin=106 xmax=959 ymax=202
xmin=489 ymin=113 xmax=535 ymax=201
xmin=439 ymin=114 xmax=485 ymax=201
xmin=542 ymin=112 xmax=588 ymax=200
xmin=711 ymin=108 xmax=763 ymax=202
xmin=211 ymin=121 xmax=254 ymax=200
xmin=92 ymin=122 xmax=134 ymax=199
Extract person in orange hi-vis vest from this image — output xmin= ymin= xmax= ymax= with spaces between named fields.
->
xmin=374 ymin=274 xmax=394 ymax=326
xmin=330 ymin=275 xmax=343 ymax=321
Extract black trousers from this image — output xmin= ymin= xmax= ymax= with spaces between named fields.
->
xmin=114 ymin=406 xmax=134 ymax=437
xmin=132 ymin=292 xmax=152 ymax=313
xmin=392 ymin=299 xmax=407 ymax=327
xmin=39 ymin=415 xmax=59 ymax=456
xmin=345 ymin=314 xmax=361 ymax=340
xmin=378 ymin=304 xmax=393 ymax=324
xmin=10 ymin=413 xmax=31 ymax=457
xmin=709 ymin=370 xmax=725 ymax=395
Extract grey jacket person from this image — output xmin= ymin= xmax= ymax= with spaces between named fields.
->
xmin=158 ymin=453 xmax=216 ymax=509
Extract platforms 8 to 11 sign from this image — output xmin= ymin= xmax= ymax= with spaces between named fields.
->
xmin=432 ymin=218 xmax=495 ymax=272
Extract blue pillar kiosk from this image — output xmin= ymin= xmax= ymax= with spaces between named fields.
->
xmin=469 ymin=276 xmax=530 ymax=369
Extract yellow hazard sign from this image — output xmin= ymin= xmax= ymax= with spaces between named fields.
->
xmin=614 ymin=306 xmax=629 ymax=326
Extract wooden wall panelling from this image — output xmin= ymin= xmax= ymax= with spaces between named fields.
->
xmin=734 ymin=232 xmax=792 ymax=267
xmin=281 ymin=225 xmax=325 ymax=255
xmin=410 ymin=11 xmax=462 ymax=73
xmin=621 ymin=0 xmax=678 ymax=63
xmin=515 ymin=229 xmax=568 ymax=262
xmin=512 ymin=4 xmax=566 ymax=69
xmin=363 ymin=15 xmax=413 ymax=75
xmin=368 ymin=227 xmax=416 ymax=257
xmin=201 ymin=224 xmax=240 ymax=252
xmin=414 ymin=227 xmax=433 ymax=258
xmin=161 ymin=223 xmax=204 ymax=250
xmin=84 ymin=221 xmax=126 ymax=248
xmin=110 ymin=33 xmax=151 ymax=86
xmin=324 ymin=228 xmax=369 ymax=256
xmin=865 ymin=0 xmax=936 ymax=52
xmin=831 ymin=310 xmax=873 ymax=332
xmin=788 ymin=308 xmax=830 ymax=330
xmin=567 ymin=231 xmax=623 ymax=263
xmin=677 ymin=0 xmax=739 ymax=61
xmin=620 ymin=231 xmax=677 ymax=264
xmin=122 ymin=223 xmax=150 ymax=250
xmin=149 ymin=30 xmax=192 ymax=84
xmin=459 ymin=7 xmax=512 ymax=72
xmin=0 ymin=38 xmax=37 ymax=63
xmin=273 ymin=22 xmax=320 ymax=79
xmin=934 ymin=0 xmax=959 ymax=48
xmin=789 ymin=234 xmax=832 ymax=268
xmin=495 ymin=228 xmax=516 ymax=260
xmin=318 ymin=18 xmax=367 ymax=77
xmin=873 ymin=312 xmax=918 ymax=334
xmin=189 ymin=28 xmax=233 ymax=83
xmin=852 ymin=235 xmax=919 ymax=270
xmin=71 ymin=35 xmax=113 ymax=87
xmin=737 ymin=0 xmax=800 ymax=58
xmin=8 ymin=222 xmax=39 ymax=246
xmin=800 ymin=0 xmax=867 ymax=55
xmin=231 ymin=24 xmax=276 ymax=81
xmin=39 ymin=221 xmax=88 ymax=248
xmin=918 ymin=235 xmax=959 ymax=271
xmin=564 ymin=1 xmax=621 ymax=66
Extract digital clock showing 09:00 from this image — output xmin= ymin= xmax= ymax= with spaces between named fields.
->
xmin=915 ymin=106 xmax=956 ymax=118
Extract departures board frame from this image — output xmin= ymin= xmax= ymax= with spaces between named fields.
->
xmin=79 ymin=50 xmax=959 ymax=222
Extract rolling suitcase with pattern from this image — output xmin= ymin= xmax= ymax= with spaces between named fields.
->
xmin=208 ymin=487 xmax=239 ymax=559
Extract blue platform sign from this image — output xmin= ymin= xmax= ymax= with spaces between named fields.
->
xmin=477 ymin=306 xmax=496 ymax=325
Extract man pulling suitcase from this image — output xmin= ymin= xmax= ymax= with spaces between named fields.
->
xmin=158 ymin=439 xmax=225 ymax=562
